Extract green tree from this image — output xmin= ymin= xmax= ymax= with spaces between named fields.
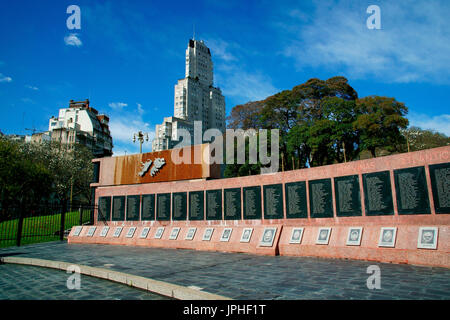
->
xmin=19 ymin=141 xmax=94 ymax=204
xmin=401 ymin=127 xmax=450 ymax=152
xmin=0 ymin=138 xmax=52 ymax=221
xmin=354 ymin=96 xmax=409 ymax=157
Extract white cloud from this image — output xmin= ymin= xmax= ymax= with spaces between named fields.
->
xmin=204 ymin=38 xmax=238 ymax=62
xmin=216 ymin=68 xmax=279 ymax=102
xmin=25 ymin=85 xmax=39 ymax=91
xmin=64 ymin=33 xmax=82 ymax=47
xmin=408 ymin=113 xmax=450 ymax=136
xmin=0 ymin=73 xmax=12 ymax=83
xmin=279 ymin=0 xmax=450 ymax=84
xmin=137 ymin=103 xmax=144 ymax=115
xmin=108 ymin=102 xmax=128 ymax=110
xmin=108 ymin=103 xmax=155 ymax=155
xmin=203 ymin=37 xmax=278 ymax=102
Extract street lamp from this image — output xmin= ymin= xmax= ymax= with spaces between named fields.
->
xmin=133 ymin=131 xmax=149 ymax=154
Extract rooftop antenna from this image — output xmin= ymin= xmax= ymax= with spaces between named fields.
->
xmin=193 ymin=23 xmax=195 ymax=40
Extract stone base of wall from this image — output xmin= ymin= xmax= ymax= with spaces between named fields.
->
xmin=68 ymin=216 xmax=449 ymax=268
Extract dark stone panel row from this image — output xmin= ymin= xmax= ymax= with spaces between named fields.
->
xmin=97 ymin=163 xmax=449 ymax=221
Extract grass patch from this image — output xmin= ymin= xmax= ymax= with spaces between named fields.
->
xmin=0 ymin=210 xmax=91 ymax=248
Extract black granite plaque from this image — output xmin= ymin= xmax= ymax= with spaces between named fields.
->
xmin=156 ymin=193 xmax=171 ymax=221
xmin=206 ymin=189 xmax=222 ymax=220
xmin=172 ymin=192 xmax=187 ymax=220
xmin=98 ymin=196 xmax=111 ymax=221
xmin=92 ymin=162 xmax=100 ymax=183
xmin=243 ymin=186 xmax=262 ymax=220
xmin=394 ymin=166 xmax=431 ymax=215
xmin=362 ymin=171 xmax=394 ymax=216
xmin=112 ymin=196 xmax=125 ymax=221
xmin=264 ymin=184 xmax=284 ymax=219
xmin=224 ymin=188 xmax=241 ymax=220
xmin=189 ymin=191 xmax=204 ymax=220
xmin=126 ymin=195 xmax=140 ymax=221
xmin=141 ymin=194 xmax=155 ymax=221
xmin=334 ymin=175 xmax=362 ymax=217
xmin=429 ymin=162 xmax=450 ymax=214
xmin=285 ymin=181 xmax=308 ymax=218
xmin=309 ymin=179 xmax=333 ymax=218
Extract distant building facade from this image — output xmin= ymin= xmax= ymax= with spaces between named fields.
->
xmin=46 ymin=99 xmax=113 ymax=157
xmin=152 ymin=39 xmax=226 ymax=151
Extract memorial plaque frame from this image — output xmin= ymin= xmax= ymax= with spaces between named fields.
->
xmin=112 ymin=196 xmax=125 ymax=221
xmin=154 ymin=227 xmax=165 ymax=239
xmin=259 ymin=227 xmax=277 ymax=247
xmin=172 ymin=192 xmax=187 ymax=221
xmin=206 ymin=189 xmax=222 ymax=220
xmin=285 ymin=181 xmax=308 ymax=219
xmin=346 ymin=227 xmax=363 ymax=246
xmin=316 ymin=227 xmax=332 ymax=245
xmin=394 ymin=166 xmax=431 ymax=215
xmin=139 ymin=227 xmax=150 ymax=239
xmin=73 ymin=226 xmax=83 ymax=236
xmin=240 ymin=228 xmax=253 ymax=243
xmin=141 ymin=194 xmax=155 ymax=221
xmin=156 ymin=193 xmax=171 ymax=221
xmin=86 ymin=226 xmax=96 ymax=237
xmin=417 ymin=227 xmax=438 ymax=249
xmin=428 ymin=163 xmax=450 ymax=214
xmin=334 ymin=175 xmax=362 ymax=217
xmin=362 ymin=171 xmax=394 ymax=216
xmin=185 ymin=227 xmax=197 ymax=240
xmin=126 ymin=195 xmax=140 ymax=221
xmin=169 ymin=227 xmax=180 ymax=240
xmin=243 ymin=186 xmax=262 ymax=220
xmin=289 ymin=227 xmax=304 ymax=244
xmin=263 ymin=184 xmax=284 ymax=219
xmin=189 ymin=191 xmax=204 ymax=220
xmin=126 ymin=227 xmax=136 ymax=238
xmin=378 ymin=227 xmax=397 ymax=247
xmin=202 ymin=228 xmax=214 ymax=241
xmin=220 ymin=228 xmax=233 ymax=242
xmin=100 ymin=226 xmax=109 ymax=237
xmin=309 ymin=179 xmax=334 ymax=218
xmin=98 ymin=196 xmax=111 ymax=222
xmin=224 ymin=188 xmax=241 ymax=220
xmin=113 ymin=227 xmax=123 ymax=238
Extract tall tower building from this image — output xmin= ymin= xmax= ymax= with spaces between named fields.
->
xmin=152 ymin=39 xmax=226 ymax=152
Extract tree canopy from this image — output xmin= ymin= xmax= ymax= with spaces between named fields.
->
xmin=0 ymin=137 xmax=94 ymax=213
xmin=224 ymin=76 xmax=445 ymax=177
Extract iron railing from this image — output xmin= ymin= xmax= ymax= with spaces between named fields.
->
xmin=0 ymin=202 xmax=96 ymax=248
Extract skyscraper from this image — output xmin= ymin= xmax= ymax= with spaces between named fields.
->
xmin=152 ymin=39 xmax=226 ymax=152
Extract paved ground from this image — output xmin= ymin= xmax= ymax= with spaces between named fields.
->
xmin=0 ymin=241 xmax=449 ymax=300
xmin=0 ymin=263 xmax=167 ymax=300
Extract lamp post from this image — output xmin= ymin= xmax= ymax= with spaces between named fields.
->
xmin=133 ymin=131 xmax=149 ymax=154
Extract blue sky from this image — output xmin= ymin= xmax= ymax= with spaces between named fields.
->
xmin=0 ymin=0 xmax=449 ymax=155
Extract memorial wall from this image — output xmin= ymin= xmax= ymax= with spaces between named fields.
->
xmin=70 ymin=146 xmax=450 ymax=268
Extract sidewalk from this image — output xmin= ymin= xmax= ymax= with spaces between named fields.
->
xmin=1 ymin=241 xmax=449 ymax=300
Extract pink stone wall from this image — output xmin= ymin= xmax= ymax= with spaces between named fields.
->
xmin=68 ymin=146 xmax=450 ymax=268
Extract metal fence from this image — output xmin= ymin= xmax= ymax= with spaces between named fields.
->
xmin=0 ymin=203 xmax=96 ymax=248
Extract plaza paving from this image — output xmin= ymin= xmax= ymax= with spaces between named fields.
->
xmin=0 ymin=263 xmax=167 ymax=300
xmin=0 ymin=241 xmax=449 ymax=300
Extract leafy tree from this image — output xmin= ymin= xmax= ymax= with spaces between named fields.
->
xmin=19 ymin=141 xmax=94 ymax=205
xmin=401 ymin=127 xmax=450 ymax=152
xmin=225 ymin=77 xmax=411 ymax=177
xmin=0 ymin=138 xmax=52 ymax=221
xmin=354 ymin=96 xmax=409 ymax=157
